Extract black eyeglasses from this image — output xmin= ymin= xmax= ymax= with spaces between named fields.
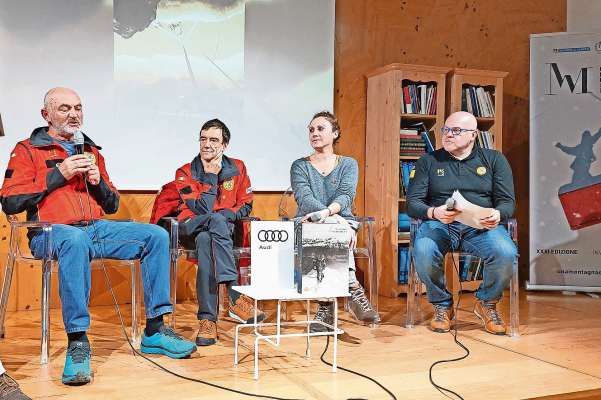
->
xmin=440 ymin=126 xmax=477 ymax=136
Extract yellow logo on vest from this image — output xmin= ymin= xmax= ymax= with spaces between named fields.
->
xmin=476 ymin=166 xmax=487 ymax=176
xmin=437 ymin=168 xmax=445 ymax=176
xmin=223 ymin=179 xmax=234 ymax=191
xmin=84 ymin=152 xmax=97 ymax=165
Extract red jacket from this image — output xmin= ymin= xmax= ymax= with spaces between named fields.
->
xmin=0 ymin=127 xmax=119 ymax=224
xmin=174 ymin=155 xmax=252 ymax=222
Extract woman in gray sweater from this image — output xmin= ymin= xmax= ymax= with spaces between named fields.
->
xmin=290 ymin=111 xmax=379 ymax=331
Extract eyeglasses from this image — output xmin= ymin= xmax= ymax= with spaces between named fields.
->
xmin=440 ymin=126 xmax=477 ymax=136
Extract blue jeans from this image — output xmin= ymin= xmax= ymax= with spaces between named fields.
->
xmin=412 ymin=220 xmax=517 ymax=308
xmin=30 ymin=220 xmax=173 ymax=333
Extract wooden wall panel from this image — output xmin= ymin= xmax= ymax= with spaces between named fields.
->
xmin=0 ymin=0 xmax=566 ymax=312
xmin=334 ymin=0 xmax=566 ymax=281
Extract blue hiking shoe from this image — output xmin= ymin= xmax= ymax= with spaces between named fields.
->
xmin=62 ymin=341 xmax=92 ymax=385
xmin=140 ymin=326 xmax=197 ymax=358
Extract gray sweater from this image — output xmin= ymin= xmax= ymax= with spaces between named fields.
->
xmin=290 ymin=156 xmax=359 ymax=218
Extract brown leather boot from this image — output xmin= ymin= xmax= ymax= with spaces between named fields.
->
xmin=196 ymin=319 xmax=217 ymax=346
xmin=229 ymin=295 xmax=266 ymax=324
xmin=474 ymin=300 xmax=506 ymax=335
xmin=430 ymin=304 xmax=454 ymax=333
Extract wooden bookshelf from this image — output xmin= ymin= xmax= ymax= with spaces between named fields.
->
xmin=446 ymin=68 xmax=507 ymax=151
xmin=365 ymin=63 xmax=450 ymax=297
xmin=445 ymin=68 xmax=507 ymax=295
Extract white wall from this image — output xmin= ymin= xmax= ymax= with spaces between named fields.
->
xmin=0 ymin=0 xmax=334 ymax=191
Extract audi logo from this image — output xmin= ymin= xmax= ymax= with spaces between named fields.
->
xmin=257 ymin=230 xmax=289 ymax=242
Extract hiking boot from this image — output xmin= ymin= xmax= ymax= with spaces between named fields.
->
xmin=229 ymin=295 xmax=265 ymax=324
xmin=474 ymin=300 xmax=506 ymax=335
xmin=430 ymin=304 xmax=454 ymax=333
xmin=0 ymin=373 xmax=31 ymax=400
xmin=195 ymin=319 xmax=217 ymax=346
xmin=62 ymin=341 xmax=92 ymax=386
xmin=348 ymin=284 xmax=380 ymax=323
xmin=310 ymin=301 xmax=334 ymax=333
xmin=140 ymin=325 xmax=197 ymax=358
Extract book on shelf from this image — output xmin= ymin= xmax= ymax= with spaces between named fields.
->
xmin=402 ymin=80 xmax=437 ymax=115
xmin=400 ymin=134 xmax=427 ymax=156
xmin=397 ymin=246 xmax=410 ymax=284
xmin=398 ymin=213 xmax=411 ymax=232
xmin=475 ymin=130 xmax=494 ymax=149
xmin=462 ymin=85 xmax=495 ymax=117
xmin=399 ymin=160 xmax=415 ymax=197
xmin=400 ymin=122 xmax=435 ymax=154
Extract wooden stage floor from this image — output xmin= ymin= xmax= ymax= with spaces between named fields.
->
xmin=1 ymin=291 xmax=600 ymax=399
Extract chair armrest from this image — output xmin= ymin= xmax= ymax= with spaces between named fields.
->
xmin=506 ymin=218 xmax=518 ymax=245
xmin=160 ymin=217 xmax=180 ymax=253
xmin=9 ymin=220 xmax=52 ymax=229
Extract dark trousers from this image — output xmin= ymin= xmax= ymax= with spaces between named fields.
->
xmin=180 ymin=213 xmax=238 ymax=321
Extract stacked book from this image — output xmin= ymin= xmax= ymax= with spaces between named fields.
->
xmin=398 ymin=246 xmax=410 ymax=284
xmin=476 ymin=130 xmax=494 ymax=149
xmin=402 ymin=81 xmax=437 ymax=115
xmin=399 ymin=161 xmax=415 ymax=197
xmin=459 ymin=254 xmax=484 ymax=281
xmin=398 ymin=213 xmax=410 ymax=242
xmin=462 ymin=85 xmax=495 ymax=117
xmin=400 ymin=122 xmax=435 ymax=157
xmin=400 ymin=131 xmax=427 ymax=156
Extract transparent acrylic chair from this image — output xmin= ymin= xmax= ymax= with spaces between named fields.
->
xmin=0 ymin=215 xmax=143 ymax=364
xmin=278 ymin=188 xmax=379 ymax=324
xmin=405 ymin=218 xmax=520 ymax=337
xmin=162 ymin=217 xmax=255 ymax=328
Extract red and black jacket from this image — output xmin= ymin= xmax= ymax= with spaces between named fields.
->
xmin=0 ymin=127 xmax=119 ymax=225
xmin=174 ymin=155 xmax=252 ymax=223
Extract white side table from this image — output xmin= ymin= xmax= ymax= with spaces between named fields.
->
xmin=232 ymin=285 xmax=347 ymax=379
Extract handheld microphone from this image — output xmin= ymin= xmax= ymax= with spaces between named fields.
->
xmin=73 ymin=131 xmax=85 ymax=155
xmin=445 ymin=197 xmax=456 ymax=211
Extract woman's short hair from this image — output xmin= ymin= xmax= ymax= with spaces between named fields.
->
xmin=311 ymin=111 xmax=341 ymax=144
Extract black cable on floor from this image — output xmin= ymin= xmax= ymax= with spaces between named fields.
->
xmin=426 ymin=226 xmax=470 ymax=400
xmin=320 ymin=335 xmax=398 ymax=400
xmin=81 ymin=178 xmax=302 ymax=400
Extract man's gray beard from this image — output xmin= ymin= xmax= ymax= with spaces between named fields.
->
xmin=55 ymin=123 xmax=81 ymax=136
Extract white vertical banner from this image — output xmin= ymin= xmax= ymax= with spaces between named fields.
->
xmin=529 ymin=32 xmax=601 ymax=290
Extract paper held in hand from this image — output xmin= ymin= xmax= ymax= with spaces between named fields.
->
xmin=451 ymin=190 xmax=494 ymax=229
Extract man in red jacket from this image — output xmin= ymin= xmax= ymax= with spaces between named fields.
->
xmin=174 ymin=119 xmax=264 ymax=346
xmin=0 ymin=87 xmax=196 ymax=386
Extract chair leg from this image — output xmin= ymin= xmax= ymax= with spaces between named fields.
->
xmin=366 ymin=222 xmax=378 ymax=319
xmin=406 ymin=257 xmax=416 ymax=328
xmin=130 ymin=261 xmax=141 ymax=346
xmin=169 ymin=251 xmax=178 ymax=329
xmin=40 ymin=259 xmax=52 ymax=365
xmin=0 ymin=227 xmax=17 ymax=338
xmin=508 ymin=257 xmax=520 ymax=337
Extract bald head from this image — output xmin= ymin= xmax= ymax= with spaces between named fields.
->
xmin=441 ymin=111 xmax=478 ymax=158
xmin=41 ymin=87 xmax=83 ymax=139
xmin=445 ymin=111 xmax=477 ymax=131
xmin=43 ymin=87 xmax=80 ymax=111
